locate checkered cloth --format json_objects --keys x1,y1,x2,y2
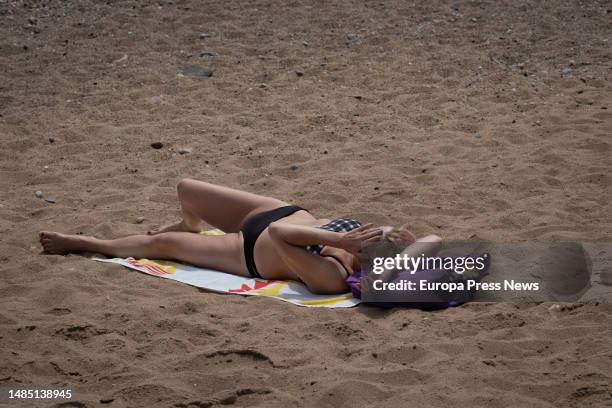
[{"x1": 306, "y1": 218, "x2": 362, "y2": 255}]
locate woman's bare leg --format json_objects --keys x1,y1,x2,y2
[
  {"x1": 148, "y1": 178, "x2": 288, "y2": 235},
  {"x1": 39, "y1": 230, "x2": 248, "y2": 276}
]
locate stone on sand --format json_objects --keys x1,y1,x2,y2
[
  {"x1": 182, "y1": 65, "x2": 213, "y2": 77},
  {"x1": 112, "y1": 54, "x2": 128, "y2": 65}
]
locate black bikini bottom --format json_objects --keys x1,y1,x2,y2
[{"x1": 241, "y1": 205, "x2": 306, "y2": 279}]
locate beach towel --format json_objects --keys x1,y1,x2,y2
[{"x1": 93, "y1": 229, "x2": 360, "y2": 308}]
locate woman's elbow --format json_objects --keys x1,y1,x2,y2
[{"x1": 267, "y1": 221, "x2": 283, "y2": 240}]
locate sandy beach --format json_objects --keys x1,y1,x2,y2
[{"x1": 1, "y1": 0, "x2": 611, "y2": 406}]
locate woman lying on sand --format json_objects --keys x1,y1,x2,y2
[{"x1": 40, "y1": 178, "x2": 440, "y2": 294}]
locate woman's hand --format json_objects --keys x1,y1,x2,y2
[
  {"x1": 385, "y1": 227, "x2": 417, "y2": 248},
  {"x1": 336, "y1": 223, "x2": 383, "y2": 256}
]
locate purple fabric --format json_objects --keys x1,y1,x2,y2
[{"x1": 346, "y1": 253, "x2": 490, "y2": 310}]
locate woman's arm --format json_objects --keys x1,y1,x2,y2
[
  {"x1": 267, "y1": 222, "x2": 343, "y2": 247},
  {"x1": 267, "y1": 225, "x2": 348, "y2": 294},
  {"x1": 267, "y1": 222, "x2": 382, "y2": 255},
  {"x1": 266, "y1": 222, "x2": 382, "y2": 294}
]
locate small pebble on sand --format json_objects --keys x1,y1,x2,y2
[
  {"x1": 151, "y1": 142, "x2": 164, "y2": 149},
  {"x1": 44, "y1": 197, "x2": 57, "y2": 204},
  {"x1": 182, "y1": 65, "x2": 213, "y2": 77},
  {"x1": 35, "y1": 191, "x2": 43, "y2": 198},
  {"x1": 295, "y1": 69, "x2": 304, "y2": 77},
  {"x1": 148, "y1": 95, "x2": 162, "y2": 104},
  {"x1": 548, "y1": 304, "x2": 562, "y2": 312},
  {"x1": 112, "y1": 54, "x2": 128, "y2": 65},
  {"x1": 290, "y1": 165, "x2": 298, "y2": 171},
  {"x1": 178, "y1": 148, "x2": 192, "y2": 155},
  {"x1": 135, "y1": 216, "x2": 145, "y2": 224},
  {"x1": 49, "y1": 137, "x2": 55, "y2": 143}
]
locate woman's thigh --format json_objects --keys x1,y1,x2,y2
[
  {"x1": 178, "y1": 178, "x2": 288, "y2": 233},
  {"x1": 154, "y1": 231, "x2": 249, "y2": 276}
]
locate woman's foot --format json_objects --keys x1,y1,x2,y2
[
  {"x1": 39, "y1": 231, "x2": 83, "y2": 254},
  {"x1": 147, "y1": 219, "x2": 201, "y2": 235}
]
